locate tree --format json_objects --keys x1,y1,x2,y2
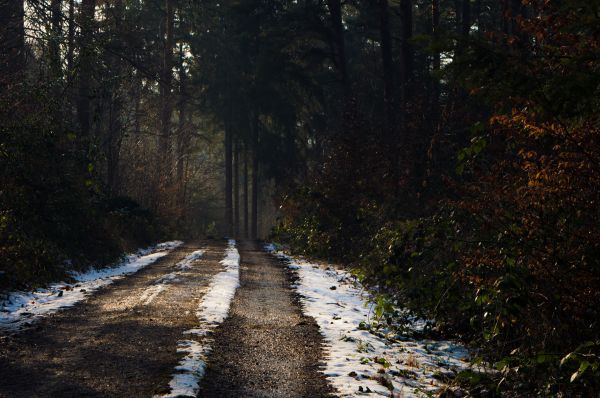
[
  {"x1": 77, "y1": 0, "x2": 97, "y2": 139},
  {"x1": 104, "y1": 0, "x2": 126, "y2": 195},
  {"x1": 431, "y1": 0, "x2": 441, "y2": 120},
  {"x1": 0, "y1": 0, "x2": 25, "y2": 89},
  {"x1": 234, "y1": 138, "x2": 240, "y2": 237},
  {"x1": 225, "y1": 123, "x2": 233, "y2": 236},
  {"x1": 462, "y1": 0, "x2": 471, "y2": 36},
  {"x1": 251, "y1": 115, "x2": 259, "y2": 239},
  {"x1": 378, "y1": 0, "x2": 395, "y2": 131},
  {"x1": 67, "y1": 0, "x2": 75, "y2": 74},
  {"x1": 158, "y1": 0, "x2": 175, "y2": 194},
  {"x1": 243, "y1": 142, "x2": 249, "y2": 238},
  {"x1": 399, "y1": 0, "x2": 413, "y2": 108},
  {"x1": 49, "y1": 0, "x2": 62, "y2": 89},
  {"x1": 176, "y1": 42, "x2": 189, "y2": 218},
  {"x1": 327, "y1": 0, "x2": 349, "y2": 91}
]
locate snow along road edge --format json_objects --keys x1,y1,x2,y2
[
  {"x1": 156, "y1": 239, "x2": 240, "y2": 398},
  {"x1": 266, "y1": 244, "x2": 471, "y2": 398},
  {"x1": 0, "y1": 241, "x2": 183, "y2": 332}
]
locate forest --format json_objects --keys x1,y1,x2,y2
[{"x1": 0, "y1": 0, "x2": 599, "y2": 396}]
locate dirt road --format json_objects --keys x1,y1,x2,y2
[
  {"x1": 0, "y1": 241, "x2": 225, "y2": 397},
  {"x1": 198, "y1": 240, "x2": 333, "y2": 398},
  {"x1": 0, "y1": 240, "x2": 334, "y2": 398}
]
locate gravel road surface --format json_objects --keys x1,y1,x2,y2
[
  {"x1": 198, "y1": 240, "x2": 333, "y2": 398},
  {"x1": 0, "y1": 240, "x2": 225, "y2": 398}
]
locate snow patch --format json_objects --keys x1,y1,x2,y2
[
  {"x1": 267, "y1": 244, "x2": 471, "y2": 398},
  {"x1": 176, "y1": 250, "x2": 205, "y2": 270},
  {"x1": 139, "y1": 284, "x2": 167, "y2": 306},
  {"x1": 157, "y1": 239, "x2": 240, "y2": 398},
  {"x1": 138, "y1": 249, "x2": 206, "y2": 306},
  {"x1": 0, "y1": 241, "x2": 183, "y2": 332}
]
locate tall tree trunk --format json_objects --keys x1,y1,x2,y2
[
  {"x1": 399, "y1": 0, "x2": 413, "y2": 132},
  {"x1": 106, "y1": 0, "x2": 124, "y2": 196},
  {"x1": 77, "y1": 0, "x2": 96, "y2": 139},
  {"x1": 234, "y1": 138, "x2": 240, "y2": 237},
  {"x1": 454, "y1": 0, "x2": 472, "y2": 54},
  {"x1": 474, "y1": 0, "x2": 482, "y2": 34},
  {"x1": 327, "y1": 0, "x2": 349, "y2": 91},
  {"x1": 133, "y1": 73, "x2": 143, "y2": 137},
  {"x1": 176, "y1": 44, "x2": 188, "y2": 218},
  {"x1": 453, "y1": 0, "x2": 460, "y2": 29},
  {"x1": 243, "y1": 141, "x2": 249, "y2": 238},
  {"x1": 67, "y1": 0, "x2": 75, "y2": 74},
  {"x1": 462, "y1": 0, "x2": 471, "y2": 37},
  {"x1": 0, "y1": 0, "x2": 25, "y2": 90},
  {"x1": 251, "y1": 115, "x2": 259, "y2": 240},
  {"x1": 378, "y1": 0, "x2": 394, "y2": 132},
  {"x1": 49, "y1": 0, "x2": 62, "y2": 85},
  {"x1": 225, "y1": 125, "x2": 233, "y2": 237},
  {"x1": 65, "y1": 0, "x2": 75, "y2": 122},
  {"x1": 158, "y1": 0, "x2": 174, "y2": 187},
  {"x1": 49, "y1": 0, "x2": 62, "y2": 123},
  {"x1": 432, "y1": 0, "x2": 441, "y2": 120}
]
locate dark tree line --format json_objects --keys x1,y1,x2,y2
[
  {"x1": 226, "y1": 0, "x2": 598, "y2": 395},
  {"x1": 0, "y1": 1, "x2": 229, "y2": 288}
]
